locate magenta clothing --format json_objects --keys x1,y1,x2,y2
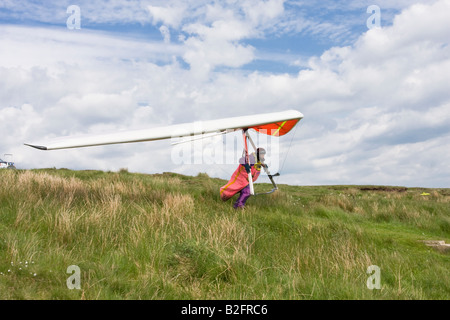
[
  {"x1": 233, "y1": 184, "x2": 251, "y2": 209},
  {"x1": 220, "y1": 153, "x2": 261, "y2": 208}
]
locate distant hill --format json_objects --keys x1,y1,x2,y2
[{"x1": 1, "y1": 168, "x2": 449, "y2": 300}]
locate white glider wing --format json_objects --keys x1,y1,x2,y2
[{"x1": 25, "y1": 109, "x2": 303, "y2": 151}]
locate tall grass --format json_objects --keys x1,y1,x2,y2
[{"x1": 0, "y1": 169, "x2": 448, "y2": 299}]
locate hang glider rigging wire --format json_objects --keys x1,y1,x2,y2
[
  {"x1": 244, "y1": 121, "x2": 300, "y2": 195},
  {"x1": 275, "y1": 120, "x2": 299, "y2": 185}
]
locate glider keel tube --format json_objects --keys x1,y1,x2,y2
[{"x1": 25, "y1": 109, "x2": 303, "y2": 151}]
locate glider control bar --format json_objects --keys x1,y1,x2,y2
[
  {"x1": 244, "y1": 130, "x2": 279, "y2": 196},
  {"x1": 256, "y1": 172, "x2": 279, "y2": 195}
]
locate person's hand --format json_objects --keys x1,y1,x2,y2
[{"x1": 255, "y1": 161, "x2": 262, "y2": 171}]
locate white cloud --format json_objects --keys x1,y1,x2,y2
[
  {"x1": 274, "y1": 1, "x2": 450, "y2": 187},
  {"x1": 146, "y1": 1, "x2": 288, "y2": 77},
  {"x1": 0, "y1": 25, "x2": 183, "y2": 70},
  {"x1": 0, "y1": 0, "x2": 154, "y2": 25},
  {"x1": 148, "y1": 4, "x2": 187, "y2": 28},
  {"x1": 176, "y1": 1, "x2": 279, "y2": 78}
]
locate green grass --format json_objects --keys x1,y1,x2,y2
[{"x1": 0, "y1": 168, "x2": 449, "y2": 299}]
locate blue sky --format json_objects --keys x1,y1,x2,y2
[
  {"x1": 0, "y1": 0, "x2": 399, "y2": 72},
  {"x1": 1, "y1": 0, "x2": 449, "y2": 187}
]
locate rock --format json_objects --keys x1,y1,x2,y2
[{"x1": 421, "y1": 240, "x2": 450, "y2": 253}]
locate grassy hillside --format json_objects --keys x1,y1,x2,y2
[{"x1": 0, "y1": 168, "x2": 449, "y2": 299}]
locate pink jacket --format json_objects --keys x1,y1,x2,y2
[{"x1": 219, "y1": 153, "x2": 261, "y2": 201}]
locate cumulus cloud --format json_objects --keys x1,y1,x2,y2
[
  {"x1": 146, "y1": 0, "x2": 288, "y2": 77},
  {"x1": 287, "y1": 1, "x2": 450, "y2": 187},
  {"x1": 148, "y1": 4, "x2": 187, "y2": 28}
]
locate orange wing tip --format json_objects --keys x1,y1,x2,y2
[{"x1": 251, "y1": 118, "x2": 300, "y2": 136}]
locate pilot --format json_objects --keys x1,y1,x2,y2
[{"x1": 220, "y1": 147, "x2": 267, "y2": 209}]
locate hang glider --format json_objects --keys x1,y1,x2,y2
[
  {"x1": 25, "y1": 109, "x2": 303, "y2": 195},
  {"x1": 25, "y1": 109, "x2": 303, "y2": 150}
]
